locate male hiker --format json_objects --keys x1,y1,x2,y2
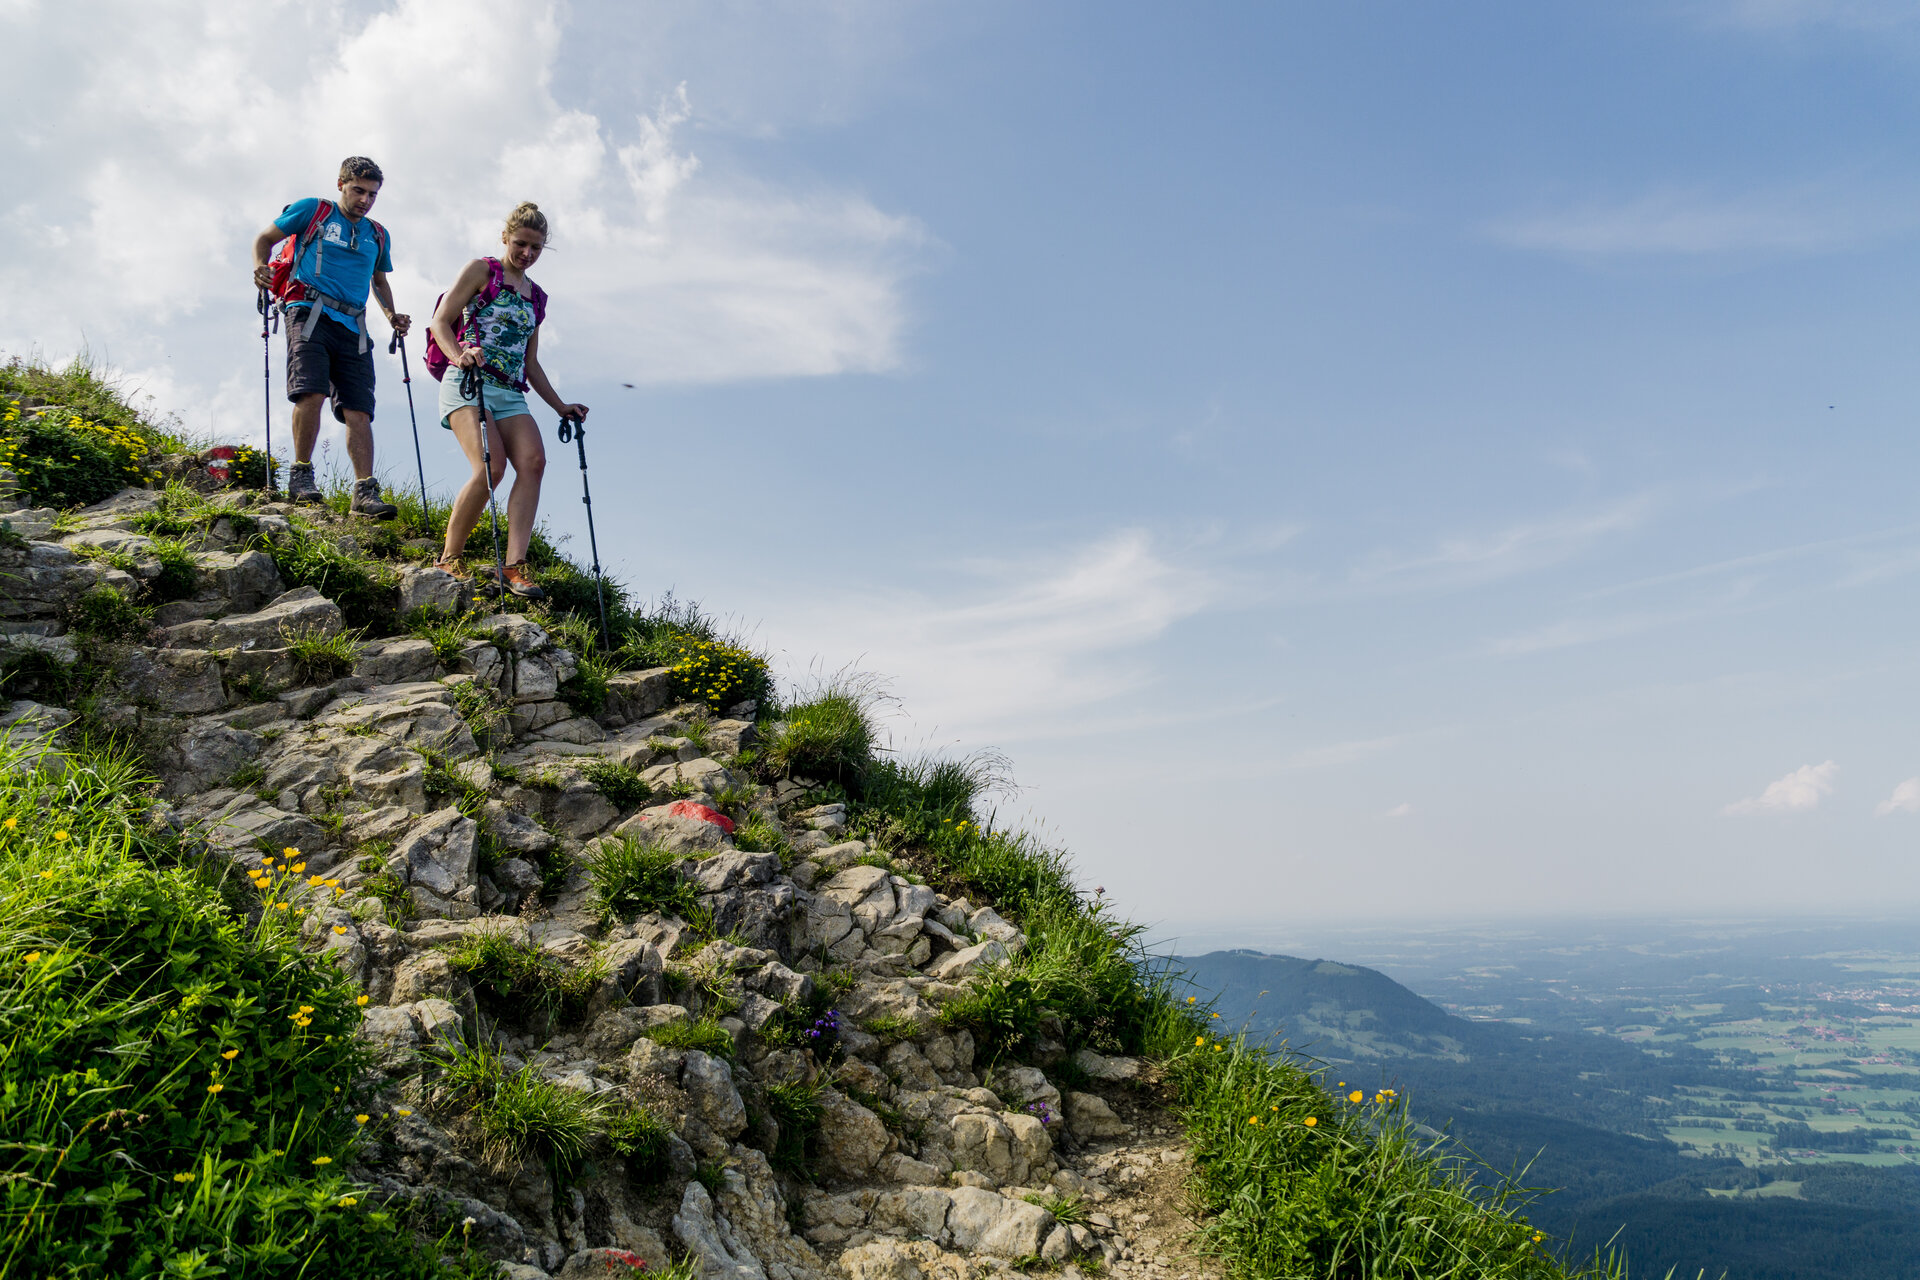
[{"x1": 250, "y1": 156, "x2": 410, "y2": 515}]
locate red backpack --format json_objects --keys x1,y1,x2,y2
[
  {"x1": 423, "y1": 257, "x2": 548, "y2": 388},
  {"x1": 267, "y1": 199, "x2": 388, "y2": 306}
]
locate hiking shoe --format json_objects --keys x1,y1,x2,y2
[
  {"x1": 501, "y1": 561, "x2": 546, "y2": 601},
  {"x1": 286, "y1": 462, "x2": 324, "y2": 505},
  {"x1": 349, "y1": 477, "x2": 398, "y2": 520},
  {"x1": 431, "y1": 555, "x2": 470, "y2": 582}
]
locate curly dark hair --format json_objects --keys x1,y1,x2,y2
[{"x1": 338, "y1": 156, "x2": 384, "y2": 185}]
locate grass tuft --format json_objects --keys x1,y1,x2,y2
[
  {"x1": 65, "y1": 582, "x2": 150, "y2": 641},
  {"x1": 644, "y1": 1016, "x2": 736, "y2": 1059},
  {"x1": 431, "y1": 1041, "x2": 599, "y2": 1179},
  {"x1": 766, "y1": 671, "x2": 887, "y2": 787},
  {"x1": 442, "y1": 927, "x2": 603, "y2": 1026},
  {"x1": 281, "y1": 624, "x2": 361, "y2": 685},
  {"x1": 582, "y1": 758, "x2": 652, "y2": 810},
  {"x1": 587, "y1": 837, "x2": 703, "y2": 926}
]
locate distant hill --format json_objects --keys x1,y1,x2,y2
[
  {"x1": 1170, "y1": 949, "x2": 1467, "y2": 1057},
  {"x1": 1171, "y1": 948, "x2": 1920, "y2": 1279}
]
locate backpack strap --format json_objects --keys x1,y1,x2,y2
[
  {"x1": 529, "y1": 281, "x2": 548, "y2": 327},
  {"x1": 299, "y1": 199, "x2": 334, "y2": 290}
]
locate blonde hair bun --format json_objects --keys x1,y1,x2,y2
[{"x1": 505, "y1": 202, "x2": 550, "y2": 241}]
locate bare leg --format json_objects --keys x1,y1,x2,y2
[
  {"x1": 290, "y1": 393, "x2": 326, "y2": 463},
  {"x1": 493, "y1": 414, "x2": 546, "y2": 564},
  {"x1": 440, "y1": 406, "x2": 507, "y2": 562},
  {"x1": 340, "y1": 409, "x2": 376, "y2": 480}
]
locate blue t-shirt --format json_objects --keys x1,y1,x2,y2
[{"x1": 274, "y1": 197, "x2": 394, "y2": 331}]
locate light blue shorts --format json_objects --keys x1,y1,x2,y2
[{"x1": 438, "y1": 371, "x2": 530, "y2": 430}]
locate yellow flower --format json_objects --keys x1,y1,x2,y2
[
  {"x1": 207, "y1": 1082, "x2": 224, "y2": 1094},
  {"x1": 23, "y1": 951, "x2": 41, "y2": 964},
  {"x1": 1303, "y1": 1117, "x2": 1319, "y2": 1127},
  {"x1": 291, "y1": 862, "x2": 306, "y2": 873},
  {"x1": 354, "y1": 1114, "x2": 369, "y2": 1124},
  {"x1": 173, "y1": 1171, "x2": 196, "y2": 1183},
  {"x1": 1212, "y1": 1043, "x2": 1223, "y2": 1052},
  {"x1": 332, "y1": 925, "x2": 348, "y2": 935},
  {"x1": 1210, "y1": 1012, "x2": 1220, "y2": 1019},
  {"x1": 338, "y1": 1196, "x2": 358, "y2": 1207},
  {"x1": 275, "y1": 902, "x2": 290, "y2": 911},
  {"x1": 1194, "y1": 1036, "x2": 1204, "y2": 1047},
  {"x1": 356, "y1": 995, "x2": 369, "y2": 1006},
  {"x1": 3, "y1": 817, "x2": 15, "y2": 830},
  {"x1": 1247, "y1": 1116, "x2": 1260, "y2": 1125},
  {"x1": 312, "y1": 1156, "x2": 332, "y2": 1165},
  {"x1": 221, "y1": 1049, "x2": 239, "y2": 1060},
  {"x1": 53, "y1": 830, "x2": 68, "y2": 841},
  {"x1": 283, "y1": 847, "x2": 299, "y2": 857},
  {"x1": 38, "y1": 870, "x2": 52, "y2": 880},
  {"x1": 292, "y1": 1016, "x2": 312, "y2": 1028},
  {"x1": 395, "y1": 1108, "x2": 412, "y2": 1116},
  {"x1": 1349, "y1": 1091, "x2": 1364, "y2": 1104}
]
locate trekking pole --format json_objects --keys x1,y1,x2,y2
[
  {"x1": 388, "y1": 333, "x2": 431, "y2": 531},
  {"x1": 256, "y1": 287, "x2": 279, "y2": 497},
  {"x1": 461, "y1": 362, "x2": 507, "y2": 600},
  {"x1": 557, "y1": 412, "x2": 609, "y2": 646}
]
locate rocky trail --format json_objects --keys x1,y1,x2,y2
[{"x1": 1, "y1": 470, "x2": 1225, "y2": 1280}]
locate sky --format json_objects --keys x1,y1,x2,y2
[{"x1": 8, "y1": 0, "x2": 1920, "y2": 936}]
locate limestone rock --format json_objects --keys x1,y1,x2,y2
[
  {"x1": 681, "y1": 1049, "x2": 748, "y2": 1138},
  {"x1": 671, "y1": 1179, "x2": 767, "y2": 1280},
  {"x1": 484, "y1": 801, "x2": 555, "y2": 857},
  {"x1": 597, "y1": 667, "x2": 673, "y2": 728},
  {"x1": 396, "y1": 564, "x2": 472, "y2": 615},
  {"x1": 926, "y1": 940, "x2": 1008, "y2": 982},
  {"x1": 394, "y1": 807, "x2": 481, "y2": 918},
  {"x1": 113, "y1": 648, "x2": 227, "y2": 715},
  {"x1": 816, "y1": 1088, "x2": 890, "y2": 1181},
  {"x1": 943, "y1": 1186, "x2": 1053, "y2": 1258},
  {"x1": 1069, "y1": 1048, "x2": 1143, "y2": 1083},
  {"x1": 1064, "y1": 1091, "x2": 1131, "y2": 1140},
  {"x1": 612, "y1": 811, "x2": 730, "y2": 856},
  {"x1": 160, "y1": 585, "x2": 343, "y2": 650},
  {"x1": 0, "y1": 541, "x2": 137, "y2": 624},
  {"x1": 353, "y1": 637, "x2": 439, "y2": 685}
]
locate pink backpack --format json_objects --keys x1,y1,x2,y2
[{"x1": 423, "y1": 257, "x2": 548, "y2": 389}]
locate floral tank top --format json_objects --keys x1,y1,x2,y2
[{"x1": 463, "y1": 263, "x2": 539, "y2": 390}]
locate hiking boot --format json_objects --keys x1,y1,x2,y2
[
  {"x1": 431, "y1": 555, "x2": 470, "y2": 582},
  {"x1": 501, "y1": 561, "x2": 546, "y2": 601},
  {"x1": 286, "y1": 462, "x2": 323, "y2": 505},
  {"x1": 349, "y1": 477, "x2": 398, "y2": 520}
]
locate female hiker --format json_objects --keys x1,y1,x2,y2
[{"x1": 429, "y1": 202, "x2": 588, "y2": 600}]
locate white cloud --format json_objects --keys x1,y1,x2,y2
[
  {"x1": 763, "y1": 529, "x2": 1225, "y2": 744},
  {"x1": 0, "y1": 0, "x2": 926, "y2": 442},
  {"x1": 1384, "y1": 802, "x2": 1413, "y2": 819},
  {"x1": 1489, "y1": 185, "x2": 1907, "y2": 258},
  {"x1": 1724, "y1": 761, "x2": 1839, "y2": 815},
  {"x1": 1350, "y1": 497, "x2": 1650, "y2": 593},
  {"x1": 1876, "y1": 777, "x2": 1920, "y2": 816}
]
